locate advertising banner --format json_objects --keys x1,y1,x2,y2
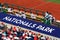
[{"x1": 0, "y1": 12, "x2": 60, "y2": 38}]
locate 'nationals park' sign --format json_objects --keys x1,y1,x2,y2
[{"x1": 0, "y1": 12, "x2": 60, "y2": 38}]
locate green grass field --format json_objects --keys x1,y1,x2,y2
[{"x1": 46, "y1": 0, "x2": 60, "y2": 4}]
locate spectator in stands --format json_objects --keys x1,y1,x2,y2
[
  {"x1": 21, "y1": 11, "x2": 26, "y2": 19},
  {"x1": 44, "y1": 11, "x2": 54, "y2": 25},
  {"x1": 9, "y1": 34, "x2": 13, "y2": 39},
  {"x1": 13, "y1": 34, "x2": 19, "y2": 40},
  {"x1": 40, "y1": 35, "x2": 46, "y2": 40},
  {"x1": 30, "y1": 12, "x2": 37, "y2": 20},
  {"x1": 48, "y1": 13, "x2": 53, "y2": 24},
  {"x1": 33, "y1": 34, "x2": 38, "y2": 40},
  {"x1": 1, "y1": 6, "x2": 8, "y2": 13},
  {"x1": 46, "y1": 13, "x2": 56, "y2": 25},
  {"x1": 19, "y1": 11, "x2": 23, "y2": 17},
  {"x1": 5, "y1": 8, "x2": 14, "y2": 15},
  {"x1": 7, "y1": 7, "x2": 13, "y2": 14},
  {"x1": 45, "y1": 11, "x2": 49, "y2": 20},
  {"x1": 6, "y1": 36, "x2": 11, "y2": 40},
  {"x1": 2, "y1": 35, "x2": 6, "y2": 40},
  {"x1": 0, "y1": 21, "x2": 57, "y2": 40},
  {"x1": 37, "y1": 34, "x2": 41, "y2": 40},
  {"x1": 52, "y1": 17, "x2": 56, "y2": 24},
  {"x1": 46, "y1": 36, "x2": 50, "y2": 40},
  {"x1": 15, "y1": 12, "x2": 20, "y2": 17},
  {"x1": 0, "y1": 22, "x2": 6, "y2": 30},
  {"x1": 25, "y1": 33, "x2": 32, "y2": 40},
  {"x1": 28, "y1": 31, "x2": 32, "y2": 36}
]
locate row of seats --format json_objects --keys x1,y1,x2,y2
[
  {"x1": 0, "y1": 4, "x2": 44, "y2": 21},
  {"x1": 0, "y1": 3, "x2": 53, "y2": 24}
]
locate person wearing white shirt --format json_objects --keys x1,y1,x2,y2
[
  {"x1": 5, "y1": 7, "x2": 13, "y2": 15},
  {"x1": 40, "y1": 35, "x2": 46, "y2": 40},
  {"x1": 9, "y1": 34, "x2": 13, "y2": 39},
  {"x1": 6, "y1": 37, "x2": 10, "y2": 40},
  {"x1": 7, "y1": 8, "x2": 12, "y2": 13},
  {"x1": 15, "y1": 11, "x2": 24, "y2": 17},
  {"x1": 19, "y1": 11, "x2": 22, "y2": 13},
  {"x1": 41, "y1": 37, "x2": 46, "y2": 40},
  {"x1": 48, "y1": 13, "x2": 53, "y2": 24},
  {"x1": 44, "y1": 11, "x2": 51, "y2": 24},
  {"x1": 30, "y1": 12, "x2": 37, "y2": 19},
  {"x1": 15, "y1": 12, "x2": 21, "y2": 17},
  {"x1": 25, "y1": 35, "x2": 31, "y2": 40},
  {"x1": 2, "y1": 36, "x2": 7, "y2": 40},
  {"x1": 21, "y1": 12, "x2": 26, "y2": 19},
  {"x1": 19, "y1": 11, "x2": 23, "y2": 17},
  {"x1": 14, "y1": 36, "x2": 19, "y2": 40},
  {"x1": 45, "y1": 11, "x2": 49, "y2": 19}
]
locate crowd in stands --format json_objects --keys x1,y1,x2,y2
[
  {"x1": 0, "y1": 2, "x2": 59, "y2": 40},
  {"x1": 0, "y1": 3, "x2": 56, "y2": 26},
  {"x1": 0, "y1": 21, "x2": 58, "y2": 40}
]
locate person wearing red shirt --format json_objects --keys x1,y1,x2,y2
[{"x1": 33, "y1": 34, "x2": 38, "y2": 40}]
